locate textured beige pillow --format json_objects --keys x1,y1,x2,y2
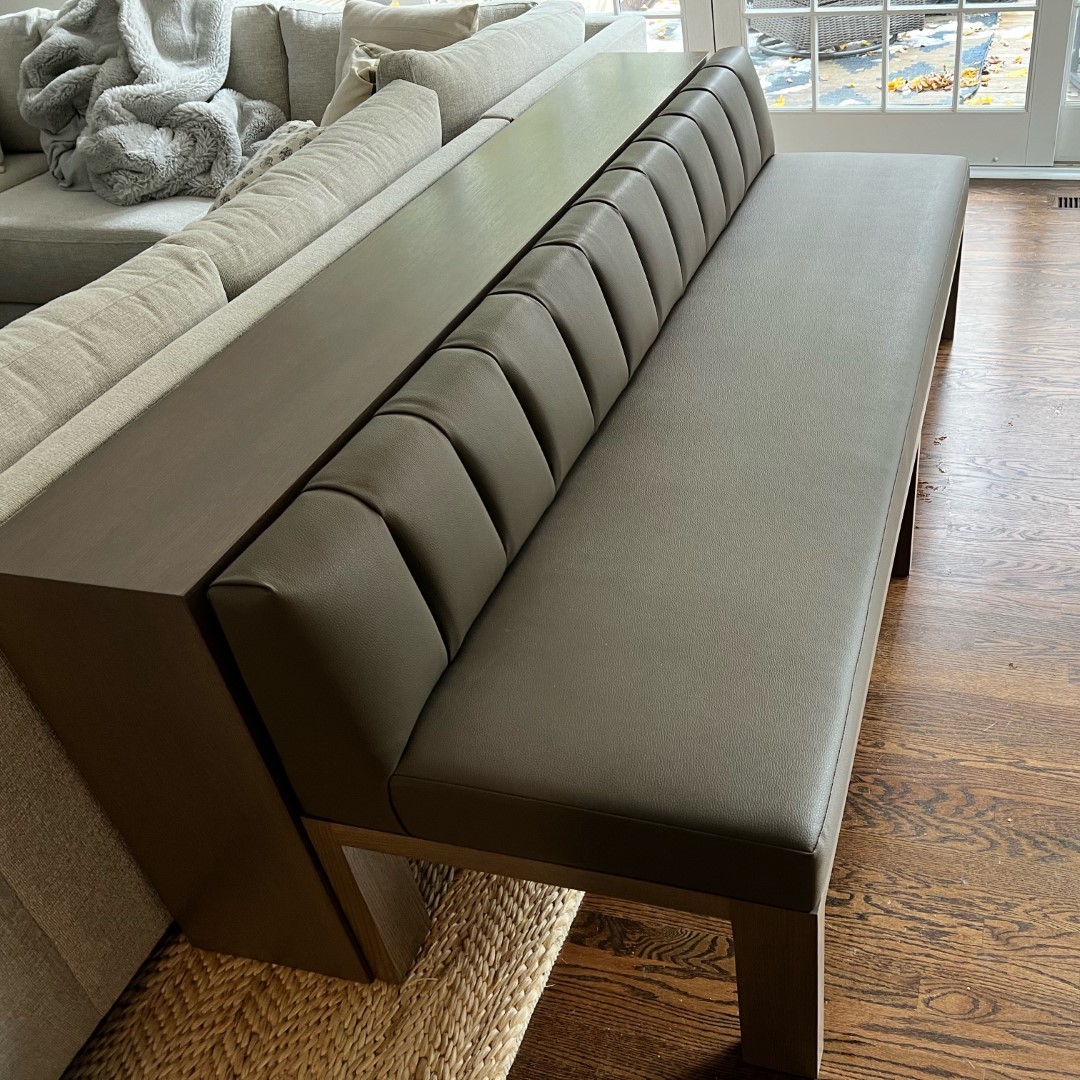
[
  {"x1": 163, "y1": 81, "x2": 442, "y2": 298},
  {"x1": 211, "y1": 121, "x2": 322, "y2": 209},
  {"x1": 334, "y1": 0, "x2": 479, "y2": 79},
  {"x1": 377, "y1": 0, "x2": 584, "y2": 142},
  {"x1": 322, "y1": 41, "x2": 394, "y2": 126},
  {"x1": 478, "y1": 1, "x2": 535, "y2": 29}
]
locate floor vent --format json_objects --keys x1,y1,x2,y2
[{"x1": 1056, "y1": 194, "x2": 1080, "y2": 209}]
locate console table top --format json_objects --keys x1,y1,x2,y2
[{"x1": 0, "y1": 51, "x2": 705, "y2": 597}]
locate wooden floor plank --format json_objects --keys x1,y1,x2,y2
[{"x1": 509, "y1": 180, "x2": 1080, "y2": 1079}]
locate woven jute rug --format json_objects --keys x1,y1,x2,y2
[{"x1": 65, "y1": 866, "x2": 582, "y2": 1080}]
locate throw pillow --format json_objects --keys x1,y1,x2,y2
[
  {"x1": 278, "y1": 5, "x2": 342, "y2": 123},
  {"x1": 334, "y1": 0, "x2": 479, "y2": 80},
  {"x1": 477, "y1": 2, "x2": 536, "y2": 30},
  {"x1": 322, "y1": 41, "x2": 394, "y2": 126},
  {"x1": 376, "y1": 0, "x2": 585, "y2": 142},
  {"x1": 211, "y1": 120, "x2": 321, "y2": 210}
]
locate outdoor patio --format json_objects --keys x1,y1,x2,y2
[
  {"x1": 586, "y1": 2, "x2": 1037, "y2": 87},
  {"x1": 747, "y1": 8, "x2": 1034, "y2": 110}
]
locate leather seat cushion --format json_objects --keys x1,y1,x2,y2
[{"x1": 390, "y1": 151, "x2": 968, "y2": 911}]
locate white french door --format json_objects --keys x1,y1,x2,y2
[
  {"x1": 1055, "y1": 0, "x2": 1080, "y2": 160},
  {"x1": 700, "y1": 0, "x2": 1075, "y2": 166}
]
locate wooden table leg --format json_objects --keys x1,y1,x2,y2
[
  {"x1": 892, "y1": 448, "x2": 918, "y2": 579},
  {"x1": 305, "y1": 818, "x2": 430, "y2": 983},
  {"x1": 941, "y1": 237, "x2": 962, "y2": 342},
  {"x1": 730, "y1": 898, "x2": 824, "y2": 1078}
]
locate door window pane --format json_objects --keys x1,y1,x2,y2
[
  {"x1": 645, "y1": 16, "x2": 684, "y2": 51},
  {"x1": 747, "y1": 16, "x2": 811, "y2": 108},
  {"x1": 816, "y1": 13, "x2": 884, "y2": 109},
  {"x1": 959, "y1": 9, "x2": 1033, "y2": 109},
  {"x1": 746, "y1": 1, "x2": 1037, "y2": 114},
  {"x1": 1071, "y1": 5, "x2": 1080, "y2": 103},
  {"x1": 886, "y1": 13, "x2": 962, "y2": 109}
]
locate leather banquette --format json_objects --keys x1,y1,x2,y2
[{"x1": 210, "y1": 49, "x2": 968, "y2": 915}]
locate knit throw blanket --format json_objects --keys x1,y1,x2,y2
[{"x1": 18, "y1": 0, "x2": 285, "y2": 206}]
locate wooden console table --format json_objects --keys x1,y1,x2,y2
[{"x1": 0, "y1": 52, "x2": 706, "y2": 979}]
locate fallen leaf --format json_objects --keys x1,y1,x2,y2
[
  {"x1": 774, "y1": 94, "x2": 787, "y2": 107},
  {"x1": 907, "y1": 71, "x2": 954, "y2": 93}
]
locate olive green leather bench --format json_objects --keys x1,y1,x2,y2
[{"x1": 207, "y1": 50, "x2": 968, "y2": 1078}]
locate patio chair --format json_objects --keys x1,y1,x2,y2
[{"x1": 751, "y1": 0, "x2": 924, "y2": 59}]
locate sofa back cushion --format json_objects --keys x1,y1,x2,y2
[
  {"x1": 0, "y1": 243, "x2": 226, "y2": 482},
  {"x1": 377, "y1": 0, "x2": 585, "y2": 142},
  {"x1": 335, "y1": 0, "x2": 480, "y2": 77},
  {"x1": 162, "y1": 80, "x2": 441, "y2": 299},
  {"x1": 279, "y1": 3, "x2": 343, "y2": 123},
  {"x1": 227, "y1": 2, "x2": 292, "y2": 118},
  {"x1": 210, "y1": 52, "x2": 776, "y2": 829},
  {"x1": 479, "y1": 13, "x2": 645, "y2": 124},
  {"x1": 0, "y1": 9, "x2": 53, "y2": 153}
]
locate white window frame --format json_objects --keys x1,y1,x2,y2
[{"x1": 702, "y1": 0, "x2": 1076, "y2": 166}]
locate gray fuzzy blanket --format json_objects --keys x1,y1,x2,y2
[{"x1": 18, "y1": 0, "x2": 285, "y2": 205}]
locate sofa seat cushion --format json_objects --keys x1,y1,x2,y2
[
  {"x1": 390, "y1": 151, "x2": 968, "y2": 912},
  {"x1": 0, "y1": 152, "x2": 48, "y2": 195},
  {"x1": 0, "y1": 304, "x2": 36, "y2": 329},
  {"x1": 0, "y1": 242, "x2": 226, "y2": 478},
  {"x1": 162, "y1": 80, "x2": 441, "y2": 299},
  {"x1": 0, "y1": 176, "x2": 211, "y2": 304},
  {"x1": 377, "y1": 0, "x2": 585, "y2": 142}
]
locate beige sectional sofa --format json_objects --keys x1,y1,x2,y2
[
  {"x1": 0, "y1": 4, "x2": 646, "y2": 1077},
  {"x1": 0, "y1": 0, "x2": 643, "y2": 316}
]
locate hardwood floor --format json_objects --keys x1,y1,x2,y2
[{"x1": 509, "y1": 181, "x2": 1080, "y2": 1080}]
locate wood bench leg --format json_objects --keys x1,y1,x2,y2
[
  {"x1": 305, "y1": 818, "x2": 430, "y2": 983},
  {"x1": 892, "y1": 448, "x2": 918, "y2": 579},
  {"x1": 730, "y1": 899, "x2": 824, "y2": 1078},
  {"x1": 941, "y1": 237, "x2": 962, "y2": 342}
]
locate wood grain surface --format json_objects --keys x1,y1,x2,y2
[
  {"x1": 0, "y1": 53, "x2": 704, "y2": 594},
  {"x1": 509, "y1": 181, "x2": 1080, "y2": 1080}
]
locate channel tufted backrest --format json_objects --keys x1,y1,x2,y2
[{"x1": 209, "y1": 49, "x2": 774, "y2": 830}]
